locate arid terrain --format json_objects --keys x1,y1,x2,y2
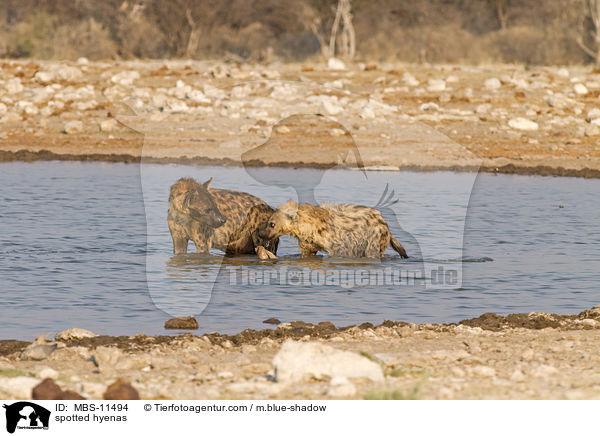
[
  {"x1": 1, "y1": 307, "x2": 599, "y2": 400},
  {"x1": 2, "y1": 59, "x2": 599, "y2": 400},
  {"x1": 1, "y1": 59, "x2": 599, "y2": 177}
]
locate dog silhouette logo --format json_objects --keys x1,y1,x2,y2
[{"x1": 3, "y1": 402, "x2": 50, "y2": 434}]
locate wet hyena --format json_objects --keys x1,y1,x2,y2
[
  {"x1": 259, "y1": 199, "x2": 408, "y2": 258},
  {"x1": 168, "y1": 177, "x2": 278, "y2": 256}
]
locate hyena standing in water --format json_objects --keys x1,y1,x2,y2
[
  {"x1": 259, "y1": 199, "x2": 408, "y2": 258},
  {"x1": 168, "y1": 177, "x2": 278, "y2": 257}
]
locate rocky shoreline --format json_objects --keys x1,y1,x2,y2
[
  {"x1": 1, "y1": 60, "x2": 599, "y2": 177},
  {"x1": 1, "y1": 306, "x2": 599, "y2": 400}
]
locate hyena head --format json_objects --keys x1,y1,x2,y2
[
  {"x1": 260, "y1": 199, "x2": 299, "y2": 239},
  {"x1": 182, "y1": 178, "x2": 227, "y2": 228}
]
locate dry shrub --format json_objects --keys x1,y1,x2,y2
[
  {"x1": 0, "y1": 0, "x2": 595, "y2": 64},
  {"x1": 53, "y1": 18, "x2": 117, "y2": 60},
  {"x1": 4, "y1": 12, "x2": 116, "y2": 59},
  {"x1": 484, "y1": 26, "x2": 585, "y2": 65},
  {"x1": 115, "y1": 15, "x2": 167, "y2": 59},
  {"x1": 358, "y1": 25, "x2": 489, "y2": 64}
]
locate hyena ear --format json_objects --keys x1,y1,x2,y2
[
  {"x1": 203, "y1": 177, "x2": 213, "y2": 189},
  {"x1": 183, "y1": 192, "x2": 192, "y2": 208},
  {"x1": 281, "y1": 199, "x2": 299, "y2": 221}
]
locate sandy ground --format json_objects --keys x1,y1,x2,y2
[
  {"x1": 1, "y1": 307, "x2": 599, "y2": 400},
  {"x1": 1, "y1": 59, "x2": 599, "y2": 176}
]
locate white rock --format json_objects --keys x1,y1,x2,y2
[
  {"x1": 359, "y1": 99, "x2": 397, "y2": 119},
  {"x1": 585, "y1": 124, "x2": 600, "y2": 136},
  {"x1": 508, "y1": 117, "x2": 538, "y2": 131},
  {"x1": 188, "y1": 89, "x2": 210, "y2": 104},
  {"x1": 74, "y1": 100, "x2": 97, "y2": 111},
  {"x1": 557, "y1": 68, "x2": 570, "y2": 78},
  {"x1": 402, "y1": 72, "x2": 419, "y2": 87},
  {"x1": 274, "y1": 125, "x2": 290, "y2": 134},
  {"x1": 77, "y1": 57, "x2": 89, "y2": 65},
  {"x1": 57, "y1": 66, "x2": 82, "y2": 81},
  {"x1": 92, "y1": 346, "x2": 124, "y2": 368},
  {"x1": 327, "y1": 58, "x2": 346, "y2": 71},
  {"x1": 272, "y1": 340, "x2": 384, "y2": 383},
  {"x1": 6, "y1": 78, "x2": 24, "y2": 94},
  {"x1": 484, "y1": 78, "x2": 501, "y2": 90},
  {"x1": 510, "y1": 369, "x2": 526, "y2": 382},
  {"x1": 0, "y1": 102, "x2": 6, "y2": 115},
  {"x1": 580, "y1": 318, "x2": 599, "y2": 327},
  {"x1": 21, "y1": 344, "x2": 58, "y2": 361},
  {"x1": 1, "y1": 112, "x2": 22, "y2": 123},
  {"x1": 310, "y1": 95, "x2": 343, "y2": 115},
  {"x1": 167, "y1": 100, "x2": 189, "y2": 113},
  {"x1": 475, "y1": 103, "x2": 492, "y2": 115},
  {"x1": 0, "y1": 376, "x2": 40, "y2": 399},
  {"x1": 55, "y1": 328, "x2": 98, "y2": 341},
  {"x1": 270, "y1": 84, "x2": 298, "y2": 99},
  {"x1": 329, "y1": 128, "x2": 346, "y2": 136},
  {"x1": 545, "y1": 93, "x2": 573, "y2": 109},
  {"x1": 427, "y1": 79, "x2": 446, "y2": 92},
  {"x1": 532, "y1": 364, "x2": 559, "y2": 378},
  {"x1": 327, "y1": 376, "x2": 356, "y2": 397},
  {"x1": 40, "y1": 101, "x2": 64, "y2": 117},
  {"x1": 591, "y1": 118, "x2": 600, "y2": 126},
  {"x1": 574, "y1": 83, "x2": 588, "y2": 95},
  {"x1": 36, "y1": 366, "x2": 59, "y2": 379},
  {"x1": 588, "y1": 108, "x2": 600, "y2": 119},
  {"x1": 521, "y1": 349, "x2": 535, "y2": 360},
  {"x1": 360, "y1": 105, "x2": 375, "y2": 119},
  {"x1": 35, "y1": 71, "x2": 56, "y2": 83},
  {"x1": 420, "y1": 102, "x2": 439, "y2": 111},
  {"x1": 16, "y1": 101, "x2": 38, "y2": 115},
  {"x1": 64, "y1": 120, "x2": 84, "y2": 134},
  {"x1": 231, "y1": 85, "x2": 252, "y2": 99},
  {"x1": 99, "y1": 119, "x2": 120, "y2": 132},
  {"x1": 110, "y1": 71, "x2": 140, "y2": 86},
  {"x1": 470, "y1": 365, "x2": 496, "y2": 377},
  {"x1": 49, "y1": 346, "x2": 92, "y2": 361}
]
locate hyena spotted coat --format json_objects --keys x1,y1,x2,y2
[
  {"x1": 259, "y1": 199, "x2": 408, "y2": 258},
  {"x1": 168, "y1": 177, "x2": 279, "y2": 255}
]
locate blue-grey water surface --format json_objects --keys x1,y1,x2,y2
[{"x1": 1, "y1": 161, "x2": 598, "y2": 340}]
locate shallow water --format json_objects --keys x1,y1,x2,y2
[{"x1": 0, "y1": 161, "x2": 598, "y2": 340}]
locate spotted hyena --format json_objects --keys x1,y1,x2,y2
[
  {"x1": 259, "y1": 199, "x2": 408, "y2": 258},
  {"x1": 168, "y1": 177, "x2": 278, "y2": 256}
]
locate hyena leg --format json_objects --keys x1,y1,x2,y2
[
  {"x1": 192, "y1": 236, "x2": 211, "y2": 254},
  {"x1": 299, "y1": 241, "x2": 319, "y2": 257},
  {"x1": 169, "y1": 222, "x2": 189, "y2": 254}
]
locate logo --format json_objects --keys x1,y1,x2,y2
[{"x1": 3, "y1": 402, "x2": 50, "y2": 434}]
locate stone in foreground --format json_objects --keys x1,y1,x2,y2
[
  {"x1": 55, "y1": 328, "x2": 99, "y2": 341},
  {"x1": 32, "y1": 378, "x2": 85, "y2": 400},
  {"x1": 273, "y1": 340, "x2": 384, "y2": 383},
  {"x1": 164, "y1": 316, "x2": 199, "y2": 330},
  {"x1": 103, "y1": 379, "x2": 140, "y2": 400}
]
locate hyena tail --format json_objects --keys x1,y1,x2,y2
[{"x1": 390, "y1": 237, "x2": 408, "y2": 258}]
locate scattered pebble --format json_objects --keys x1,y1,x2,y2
[
  {"x1": 508, "y1": 117, "x2": 539, "y2": 131},
  {"x1": 164, "y1": 316, "x2": 199, "y2": 330}
]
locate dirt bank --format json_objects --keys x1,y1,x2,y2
[
  {"x1": 1, "y1": 306, "x2": 599, "y2": 400},
  {"x1": 1, "y1": 60, "x2": 599, "y2": 177}
]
